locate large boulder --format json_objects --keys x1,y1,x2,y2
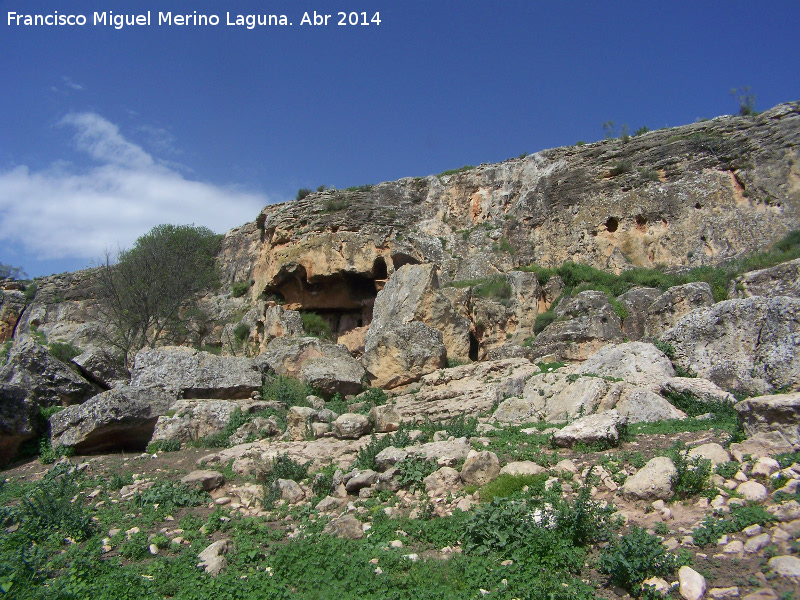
[
  {"x1": 258, "y1": 305, "x2": 303, "y2": 350},
  {"x1": 72, "y1": 348, "x2": 129, "y2": 389},
  {"x1": 573, "y1": 342, "x2": 674, "y2": 392},
  {"x1": 526, "y1": 291, "x2": 623, "y2": 362},
  {"x1": 621, "y1": 456, "x2": 677, "y2": 500},
  {"x1": 731, "y1": 258, "x2": 800, "y2": 299},
  {"x1": 130, "y1": 346, "x2": 262, "y2": 399},
  {"x1": 0, "y1": 336, "x2": 97, "y2": 407},
  {"x1": 261, "y1": 337, "x2": 364, "y2": 397},
  {"x1": 643, "y1": 282, "x2": 715, "y2": 338},
  {"x1": 551, "y1": 410, "x2": 626, "y2": 448},
  {"x1": 49, "y1": 385, "x2": 175, "y2": 453},
  {"x1": 362, "y1": 321, "x2": 447, "y2": 388},
  {"x1": 734, "y1": 392, "x2": 800, "y2": 446},
  {"x1": 660, "y1": 296, "x2": 800, "y2": 395},
  {"x1": 614, "y1": 387, "x2": 686, "y2": 423},
  {"x1": 0, "y1": 383, "x2": 39, "y2": 465},
  {"x1": 366, "y1": 264, "x2": 471, "y2": 361},
  {"x1": 392, "y1": 358, "x2": 538, "y2": 422},
  {"x1": 618, "y1": 287, "x2": 661, "y2": 341},
  {"x1": 150, "y1": 399, "x2": 244, "y2": 444}
]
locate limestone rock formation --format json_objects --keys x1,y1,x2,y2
[
  {"x1": 574, "y1": 342, "x2": 675, "y2": 391},
  {"x1": 661, "y1": 296, "x2": 800, "y2": 395},
  {"x1": 72, "y1": 348, "x2": 129, "y2": 389},
  {"x1": 0, "y1": 336, "x2": 97, "y2": 407},
  {"x1": 362, "y1": 321, "x2": 447, "y2": 388},
  {"x1": 49, "y1": 385, "x2": 175, "y2": 453},
  {"x1": 735, "y1": 392, "x2": 800, "y2": 446},
  {"x1": 731, "y1": 258, "x2": 800, "y2": 299},
  {"x1": 261, "y1": 336, "x2": 364, "y2": 397},
  {"x1": 643, "y1": 282, "x2": 715, "y2": 338},
  {"x1": 366, "y1": 263, "x2": 471, "y2": 361},
  {"x1": 551, "y1": 410, "x2": 626, "y2": 448},
  {"x1": 130, "y1": 346, "x2": 263, "y2": 399},
  {"x1": 0, "y1": 289, "x2": 25, "y2": 343}
]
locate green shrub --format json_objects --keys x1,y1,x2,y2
[
  {"x1": 197, "y1": 407, "x2": 250, "y2": 448},
  {"x1": 692, "y1": 504, "x2": 776, "y2": 546},
  {"x1": 38, "y1": 437, "x2": 74, "y2": 465},
  {"x1": 439, "y1": 165, "x2": 475, "y2": 177},
  {"x1": 233, "y1": 322, "x2": 250, "y2": 342},
  {"x1": 23, "y1": 282, "x2": 37, "y2": 302},
  {"x1": 133, "y1": 481, "x2": 208, "y2": 509},
  {"x1": 145, "y1": 439, "x2": 181, "y2": 453},
  {"x1": 478, "y1": 472, "x2": 548, "y2": 502},
  {"x1": 473, "y1": 276, "x2": 512, "y2": 301},
  {"x1": 231, "y1": 281, "x2": 250, "y2": 297},
  {"x1": 608, "y1": 161, "x2": 633, "y2": 177},
  {"x1": 48, "y1": 341, "x2": 82, "y2": 364},
  {"x1": 599, "y1": 526, "x2": 688, "y2": 596},
  {"x1": 421, "y1": 413, "x2": 479, "y2": 439},
  {"x1": 666, "y1": 442, "x2": 712, "y2": 500},
  {"x1": 269, "y1": 453, "x2": 310, "y2": 482},
  {"x1": 396, "y1": 457, "x2": 439, "y2": 491},
  {"x1": 358, "y1": 387, "x2": 388, "y2": 406},
  {"x1": 354, "y1": 427, "x2": 412, "y2": 471},
  {"x1": 261, "y1": 375, "x2": 316, "y2": 406},
  {"x1": 301, "y1": 311, "x2": 331, "y2": 339},
  {"x1": 295, "y1": 187, "x2": 312, "y2": 201},
  {"x1": 533, "y1": 309, "x2": 556, "y2": 334}
]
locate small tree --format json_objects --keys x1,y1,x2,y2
[
  {"x1": 731, "y1": 86, "x2": 756, "y2": 116},
  {"x1": 0, "y1": 262, "x2": 26, "y2": 280},
  {"x1": 95, "y1": 224, "x2": 222, "y2": 365}
]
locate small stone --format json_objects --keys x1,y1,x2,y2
[
  {"x1": 723, "y1": 540, "x2": 744, "y2": 554},
  {"x1": 390, "y1": 540, "x2": 404, "y2": 548},
  {"x1": 752, "y1": 457, "x2": 780, "y2": 477},
  {"x1": 768, "y1": 555, "x2": 800, "y2": 580},
  {"x1": 109, "y1": 528, "x2": 121, "y2": 537},
  {"x1": 743, "y1": 524, "x2": 763, "y2": 537},
  {"x1": 149, "y1": 544, "x2": 159, "y2": 555},
  {"x1": 734, "y1": 470, "x2": 749, "y2": 482},
  {"x1": 711, "y1": 495, "x2": 726, "y2": 509},
  {"x1": 736, "y1": 480, "x2": 768, "y2": 503},
  {"x1": 717, "y1": 535, "x2": 730, "y2": 545},
  {"x1": 707, "y1": 587, "x2": 739, "y2": 599},
  {"x1": 215, "y1": 497, "x2": 231, "y2": 505},
  {"x1": 678, "y1": 566, "x2": 706, "y2": 600},
  {"x1": 642, "y1": 577, "x2": 671, "y2": 595},
  {"x1": 744, "y1": 533, "x2": 771, "y2": 553},
  {"x1": 771, "y1": 527, "x2": 791, "y2": 542}
]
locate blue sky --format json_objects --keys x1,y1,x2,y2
[{"x1": 1, "y1": 0, "x2": 799, "y2": 277}]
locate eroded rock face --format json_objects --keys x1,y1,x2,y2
[
  {"x1": 130, "y1": 346, "x2": 262, "y2": 399},
  {"x1": 362, "y1": 321, "x2": 447, "y2": 389},
  {"x1": 258, "y1": 305, "x2": 303, "y2": 351},
  {"x1": 735, "y1": 392, "x2": 800, "y2": 445},
  {"x1": 644, "y1": 282, "x2": 715, "y2": 338},
  {"x1": 150, "y1": 399, "x2": 243, "y2": 444},
  {"x1": 0, "y1": 383, "x2": 39, "y2": 465},
  {"x1": 731, "y1": 258, "x2": 800, "y2": 299},
  {"x1": 49, "y1": 385, "x2": 175, "y2": 453},
  {"x1": 366, "y1": 264, "x2": 471, "y2": 361},
  {"x1": 527, "y1": 291, "x2": 623, "y2": 362},
  {"x1": 0, "y1": 289, "x2": 25, "y2": 343},
  {"x1": 574, "y1": 342, "x2": 674, "y2": 392},
  {"x1": 661, "y1": 296, "x2": 800, "y2": 395},
  {"x1": 551, "y1": 410, "x2": 626, "y2": 448},
  {"x1": 261, "y1": 337, "x2": 364, "y2": 397},
  {"x1": 0, "y1": 336, "x2": 97, "y2": 407},
  {"x1": 618, "y1": 287, "x2": 661, "y2": 341},
  {"x1": 73, "y1": 348, "x2": 129, "y2": 389}
]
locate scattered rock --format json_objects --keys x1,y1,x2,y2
[
  {"x1": 333, "y1": 413, "x2": 372, "y2": 439},
  {"x1": 678, "y1": 565, "x2": 707, "y2": 600},
  {"x1": 362, "y1": 321, "x2": 447, "y2": 389},
  {"x1": 551, "y1": 410, "x2": 626, "y2": 449},
  {"x1": 197, "y1": 539, "x2": 233, "y2": 576},
  {"x1": 621, "y1": 456, "x2": 676, "y2": 501},
  {"x1": 735, "y1": 392, "x2": 800, "y2": 446},
  {"x1": 323, "y1": 514, "x2": 364, "y2": 540},
  {"x1": 460, "y1": 451, "x2": 500, "y2": 486},
  {"x1": 180, "y1": 470, "x2": 225, "y2": 492}
]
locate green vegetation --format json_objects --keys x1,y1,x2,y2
[
  {"x1": 95, "y1": 224, "x2": 222, "y2": 366},
  {"x1": 344, "y1": 184, "x2": 373, "y2": 193},
  {"x1": 444, "y1": 275, "x2": 512, "y2": 304},
  {"x1": 231, "y1": 281, "x2": 251, "y2": 297},
  {"x1": 261, "y1": 374, "x2": 316, "y2": 406},
  {"x1": 323, "y1": 195, "x2": 348, "y2": 212},
  {"x1": 354, "y1": 427, "x2": 412, "y2": 471},
  {"x1": 477, "y1": 472, "x2": 548, "y2": 502},
  {"x1": 145, "y1": 439, "x2": 181, "y2": 453},
  {"x1": 233, "y1": 322, "x2": 251, "y2": 342},
  {"x1": 295, "y1": 187, "x2": 312, "y2": 200},
  {"x1": 598, "y1": 526, "x2": 689, "y2": 596},
  {"x1": 731, "y1": 86, "x2": 757, "y2": 116},
  {"x1": 666, "y1": 442, "x2": 713, "y2": 500},
  {"x1": 439, "y1": 165, "x2": 475, "y2": 177},
  {"x1": 691, "y1": 504, "x2": 776, "y2": 546},
  {"x1": 46, "y1": 341, "x2": 81, "y2": 364},
  {"x1": 300, "y1": 311, "x2": 331, "y2": 339}
]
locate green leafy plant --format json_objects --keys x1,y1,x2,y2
[
  {"x1": 48, "y1": 341, "x2": 82, "y2": 364},
  {"x1": 231, "y1": 281, "x2": 251, "y2": 297},
  {"x1": 133, "y1": 481, "x2": 209, "y2": 509},
  {"x1": 145, "y1": 439, "x2": 181, "y2": 453},
  {"x1": 692, "y1": 504, "x2": 776, "y2": 546},
  {"x1": 396, "y1": 457, "x2": 438, "y2": 491},
  {"x1": 300, "y1": 311, "x2": 331, "y2": 339},
  {"x1": 354, "y1": 427, "x2": 412, "y2": 471},
  {"x1": 667, "y1": 442, "x2": 712, "y2": 500},
  {"x1": 261, "y1": 374, "x2": 316, "y2": 406},
  {"x1": 233, "y1": 322, "x2": 250, "y2": 342},
  {"x1": 599, "y1": 525, "x2": 688, "y2": 596}
]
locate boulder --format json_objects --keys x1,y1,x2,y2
[
  {"x1": 0, "y1": 290, "x2": 25, "y2": 343},
  {"x1": 499, "y1": 461, "x2": 547, "y2": 476},
  {"x1": 392, "y1": 358, "x2": 539, "y2": 422},
  {"x1": 614, "y1": 387, "x2": 687, "y2": 423},
  {"x1": 734, "y1": 392, "x2": 800, "y2": 445},
  {"x1": 197, "y1": 539, "x2": 233, "y2": 576},
  {"x1": 732, "y1": 258, "x2": 800, "y2": 299},
  {"x1": 344, "y1": 469, "x2": 378, "y2": 493},
  {"x1": 0, "y1": 383, "x2": 39, "y2": 465},
  {"x1": 574, "y1": 342, "x2": 674, "y2": 391},
  {"x1": 362, "y1": 321, "x2": 447, "y2": 388},
  {"x1": 661, "y1": 377, "x2": 736, "y2": 404},
  {"x1": 618, "y1": 287, "x2": 661, "y2": 341},
  {"x1": 369, "y1": 404, "x2": 401, "y2": 433},
  {"x1": 687, "y1": 443, "x2": 731, "y2": 467},
  {"x1": 0, "y1": 336, "x2": 97, "y2": 407},
  {"x1": 49, "y1": 385, "x2": 175, "y2": 453},
  {"x1": 526, "y1": 291, "x2": 623, "y2": 362},
  {"x1": 621, "y1": 456, "x2": 677, "y2": 500},
  {"x1": 423, "y1": 466, "x2": 461, "y2": 495},
  {"x1": 323, "y1": 514, "x2": 364, "y2": 540},
  {"x1": 259, "y1": 305, "x2": 303, "y2": 349},
  {"x1": 460, "y1": 451, "x2": 501, "y2": 486},
  {"x1": 333, "y1": 413, "x2": 371, "y2": 439},
  {"x1": 644, "y1": 282, "x2": 715, "y2": 338},
  {"x1": 130, "y1": 346, "x2": 262, "y2": 399},
  {"x1": 374, "y1": 446, "x2": 408, "y2": 471},
  {"x1": 660, "y1": 296, "x2": 800, "y2": 395},
  {"x1": 72, "y1": 348, "x2": 129, "y2": 389},
  {"x1": 276, "y1": 478, "x2": 305, "y2": 504},
  {"x1": 286, "y1": 406, "x2": 317, "y2": 441},
  {"x1": 366, "y1": 263, "x2": 471, "y2": 360},
  {"x1": 227, "y1": 417, "x2": 280, "y2": 445},
  {"x1": 181, "y1": 470, "x2": 225, "y2": 492},
  {"x1": 150, "y1": 399, "x2": 243, "y2": 444},
  {"x1": 261, "y1": 337, "x2": 364, "y2": 397},
  {"x1": 406, "y1": 437, "x2": 471, "y2": 467},
  {"x1": 551, "y1": 410, "x2": 626, "y2": 448}
]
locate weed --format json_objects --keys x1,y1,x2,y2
[
  {"x1": 599, "y1": 525, "x2": 689, "y2": 596},
  {"x1": 262, "y1": 374, "x2": 316, "y2": 406},
  {"x1": 478, "y1": 472, "x2": 548, "y2": 502},
  {"x1": 300, "y1": 311, "x2": 331, "y2": 339},
  {"x1": 233, "y1": 322, "x2": 250, "y2": 342},
  {"x1": 48, "y1": 341, "x2": 82, "y2": 364},
  {"x1": 396, "y1": 457, "x2": 439, "y2": 491},
  {"x1": 353, "y1": 427, "x2": 412, "y2": 471},
  {"x1": 133, "y1": 481, "x2": 208, "y2": 509},
  {"x1": 145, "y1": 439, "x2": 181, "y2": 453},
  {"x1": 692, "y1": 504, "x2": 776, "y2": 546},
  {"x1": 667, "y1": 442, "x2": 712, "y2": 500},
  {"x1": 231, "y1": 281, "x2": 250, "y2": 297}
]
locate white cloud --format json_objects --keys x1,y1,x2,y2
[{"x1": 0, "y1": 112, "x2": 270, "y2": 261}]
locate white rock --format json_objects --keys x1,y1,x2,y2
[
  {"x1": 678, "y1": 566, "x2": 706, "y2": 600},
  {"x1": 736, "y1": 480, "x2": 768, "y2": 502}
]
